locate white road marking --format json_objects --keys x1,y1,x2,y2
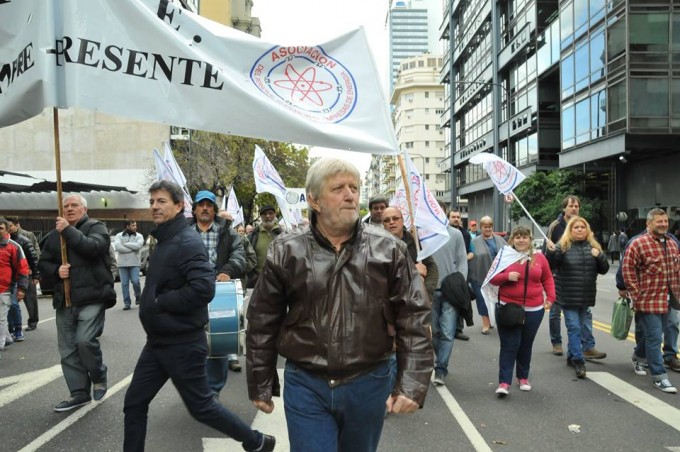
[
  {"x1": 0, "y1": 365, "x2": 63, "y2": 408},
  {"x1": 588, "y1": 372, "x2": 680, "y2": 432},
  {"x1": 435, "y1": 384, "x2": 492, "y2": 452},
  {"x1": 204, "y1": 368, "x2": 289, "y2": 451},
  {"x1": 17, "y1": 373, "x2": 134, "y2": 452}
]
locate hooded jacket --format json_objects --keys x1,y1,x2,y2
[{"x1": 547, "y1": 241, "x2": 609, "y2": 308}]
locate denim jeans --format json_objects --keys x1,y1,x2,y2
[
  {"x1": 470, "y1": 281, "x2": 488, "y2": 317},
  {"x1": 283, "y1": 360, "x2": 391, "y2": 452},
  {"x1": 119, "y1": 266, "x2": 141, "y2": 307},
  {"x1": 206, "y1": 357, "x2": 229, "y2": 396},
  {"x1": 633, "y1": 308, "x2": 679, "y2": 363},
  {"x1": 431, "y1": 290, "x2": 458, "y2": 377},
  {"x1": 637, "y1": 312, "x2": 670, "y2": 381},
  {"x1": 124, "y1": 338, "x2": 262, "y2": 452},
  {"x1": 497, "y1": 308, "x2": 544, "y2": 384},
  {"x1": 8, "y1": 285, "x2": 22, "y2": 330},
  {"x1": 549, "y1": 303, "x2": 595, "y2": 350},
  {"x1": 56, "y1": 303, "x2": 107, "y2": 397},
  {"x1": 562, "y1": 307, "x2": 589, "y2": 361},
  {"x1": 0, "y1": 292, "x2": 12, "y2": 348}
]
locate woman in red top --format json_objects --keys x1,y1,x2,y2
[{"x1": 490, "y1": 226, "x2": 556, "y2": 397}]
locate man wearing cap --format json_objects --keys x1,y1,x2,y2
[
  {"x1": 190, "y1": 190, "x2": 246, "y2": 396},
  {"x1": 247, "y1": 205, "x2": 282, "y2": 288},
  {"x1": 468, "y1": 220, "x2": 479, "y2": 239},
  {"x1": 365, "y1": 194, "x2": 388, "y2": 226}
]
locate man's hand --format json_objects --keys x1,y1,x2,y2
[
  {"x1": 546, "y1": 240, "x2": 556, "y2": 252},
  {"x1": 252, "y1": 399, "x2": 274, "y2": 413},
  {"x1": 216, "y1": 273, "x2": 231, "y2": 282},
  {"x1": 58, "y1": 264, "x2": 71, "y2": 279},
  {"x1": 618, "y1": 289, "x2": 628, "y2": 298},
  {"x1": 55, "y1": 217, "x2": 70, "y2": 233},
  {"x1": 386, "y1": 394, "x2": 419, "y2": 414},
  {"x1": 16, "y1": 288, "x2": 25, "y2": 301},
  {"x1": 415, "y1": 262, "x2": 427, "y2": 278}
]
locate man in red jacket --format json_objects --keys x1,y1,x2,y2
[{"x1": 0, "y1": 218, "x2": 29, "y2": 351}]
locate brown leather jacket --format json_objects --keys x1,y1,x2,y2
[{"x1": 246, "y1": 218, "x2": 434, "y2": 406}]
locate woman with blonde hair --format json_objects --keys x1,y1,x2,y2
[
  {"x1": 546, "y1": 216, "x2": 609, "y2": 378},
  {"x1": 489, "y1": 226, "x2": 555, "y2": 396},
  {"x1": 470, "y1": 216, "x2": 507, "y2": 333}
]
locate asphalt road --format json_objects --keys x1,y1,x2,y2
[{"x1": 1, "y1": 263, "x2": 679, "y2": 451}]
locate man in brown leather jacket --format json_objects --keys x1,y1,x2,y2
[{"x1": 246, "y1": 158, "x2": 433, "y2": 452}]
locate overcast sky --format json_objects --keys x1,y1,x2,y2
[{"x1": 251, "y1": 0, "x2": 391, "y2": 175}]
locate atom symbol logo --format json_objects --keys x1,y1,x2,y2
[
  {"x1": 490, "y1": 161, "x2": 510, "y2": 180},
  {"x1": 273, "y1": 64, "x2": 333, "y2": 107}
]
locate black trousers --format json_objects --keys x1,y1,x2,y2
[
  {"x1": 24, "y1": 281, "x2": 38, "y2": 326},
  {"x1": 123, "y1": 337, "x2": 261, "y2": 452}
]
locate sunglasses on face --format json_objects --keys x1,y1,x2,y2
[{"x1": 382, "y1": 216, "x2": 402, "y2": 224}]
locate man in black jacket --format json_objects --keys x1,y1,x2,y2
[
  {"x1": 190, "y1": 190, "x2": 246, "y2": 392},
  {"x1": 38, "y1": 195, "x2": 116, "y2": 412},
  {"x1": 123, "y1": 180, "x2": 274, "y2": 452}
]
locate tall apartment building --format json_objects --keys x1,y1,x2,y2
[
  {"x1": 440, "y1": 0, "x2": 680, "y2": 234},
  {"x1": 391, "y1": 54, "x2": 447, "y2": 200}
]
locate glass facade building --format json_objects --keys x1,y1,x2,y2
[{"x1": 441, "y1": 0, "x2": 680, "y2": 233}]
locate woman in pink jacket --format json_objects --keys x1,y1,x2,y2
[{"x1": 490, "y1": 226, "x2": 556, "y2": 397}]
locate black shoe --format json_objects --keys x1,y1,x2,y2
[
  {"x1": 573, "y1": 360, "x2": 587, "y2": 379},
  {"x1": 93, "y1": 382, "x2": 107, "y2": 401},
  {"x1": 245, "y1": 434, "x2": 275, "y2": 452},
  {"x1": 25, "y1": 324, "x2": 37, "y2": 331},
  {"x1": 229, "y1": 359, "x2": 242, "y2": 372},
  {"x1": 454, "y1": 332, "x2": 470, "y2": 341},
  {"x1": 123, "y1": 305, "x2": 131, "y2": 311},
  {"x1": 566, "y1": 357, "x2": 574, "y2": 367},
  {"x1": 54, "y1": 394, "x2": 92, "y2": 412}
]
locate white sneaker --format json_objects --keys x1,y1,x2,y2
[
  {"x1": 632, "y1": 357, "x2": 647, "y2": 376},
  {"x1": 495, "y1": 383, "x2": 510, "y2": 397},
  {"x1": 518, "y1": 378, "x2": 532, "y2": 391},
  {"x1": 432, "y1": 373, "x2": 445, "y2": 386},
  {"x1": 654, "y1": 379, "x2": 677, "y2": 393}
]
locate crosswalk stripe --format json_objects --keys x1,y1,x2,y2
[
  {"x1": 204, "y1": 368, "x2": 289, "y2": 451},
  {"x1": 588, "y1": 372, "x2": 680, "y2": 432}
]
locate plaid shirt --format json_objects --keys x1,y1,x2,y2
[
  {"x1": 622, "y1": 231, "x2": 680, "y2": 314},
  {"x1": 196, "y1": 222, "x2": 220, "y2": 270}
]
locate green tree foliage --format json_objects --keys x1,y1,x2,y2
[
  {"x1": 509, "y1": 170, "x2": 603, "y2": 227},
  {"x1": 172, "y1": 132, "x2": 309, "y2": 225}
]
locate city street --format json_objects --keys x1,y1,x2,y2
[{"x1": 1, "y1": 264, "x2": 679, "y2": 451}]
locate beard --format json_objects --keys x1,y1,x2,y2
[{"x1": 261, "y1": 218, "x2": 277, "y2": 230}]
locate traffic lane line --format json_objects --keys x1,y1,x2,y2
[{"x1": 435, "y1": 383, "x2": 492, "y2": 452}]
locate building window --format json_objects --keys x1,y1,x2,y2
[
  {"x1": 607, "y1": 81, "x2": 626, "y2": 123},
  {"x1": 630, "y1": 13, "x2": 669, "y2": 52},
  {"x1": 561, "y1": 53, "x2": 575, "y2": 98},
  {"x1": 575, "y1": 97, "x2": 590, "y2": 145},
  {"x1": 591, "y1": 89, "x2": 607, "y2": 139},
  {"x1": 607, "y1": 17, "x2": 626, "y2": 61},
  {"x1": 425, "y1": 125, "x2": 430, "y2": 130},
  {"x1": 425, "y1": 141, "x2": 430, "y2": 147},
  {"x1": 630, "y1": 78, "x2": 669, "y2": 117},
  {"x1": 406, "y1": 142, "x2": 414, "y2": 149},
  {"x1": 425, "y1": 91, "x2": 430, "y2": 98},
  {"x1": 562, "y1": 103, "x2": 575, "y2": 149},
  {"x1": 590, "y1": 29, "x2": 605, "y2": 84}
]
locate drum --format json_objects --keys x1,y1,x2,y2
[{"x1": 207, "y1": 280, "x2": 244, "y2": 357}]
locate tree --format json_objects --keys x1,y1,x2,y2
[
  {"x1": 509, "y1": 170, "x2": 603, "y2": 227},
  {"x1": 172, "y1": 132, "x2": 310, "y2": 225}
]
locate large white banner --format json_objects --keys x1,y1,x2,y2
[{"x1": 0, "y1": 0, "x2": 398, "y2": 154}]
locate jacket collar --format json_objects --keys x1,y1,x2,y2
[
  {"x1": 151, "y1": 214, "x2": 188, "y2": 243},
  {"x1": 309, "y1": 211, "x2": 360, "y2": 251}
]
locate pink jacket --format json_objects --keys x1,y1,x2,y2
[{"x1": 490, "y1": 252, "x2": 555, "y2": 308}]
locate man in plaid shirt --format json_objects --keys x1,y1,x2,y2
[{"x1": 622, "y1": 208, "x2": 680, "y2": 393}]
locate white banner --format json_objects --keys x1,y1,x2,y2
[
  {"x1": 0, "y1": 0, "x2": 397, "y2": 154},
  {"x1": 283, "y1": 188, "x2": 309, "y2": 210},
  {"x1": 468, "y1": 153, "x2": 526, "y2": 194},
  {"x1": 225, "y1": 187, "x2": 244, "y2": 228},
  {"x1": 152, "y1": 148, "x2": 192, "y2": 217},
  {"x1": 390, "y1": 153, "x2": 449, "y2": 261},
  {"x1": 252, "y1": 145, "x2": 296, "y2": 228},
  {"x1": 481, "y1": 245, "x2": 527, "y2": 327}
]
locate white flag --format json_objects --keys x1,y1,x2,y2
[
  {"x1": 153, "y1": 148, "x2": 192, "y2": 218},
  {"x1": 480, "y1": 245, "x2": 527, "y2": 327},
  {"x1": 390, "y1": 154, "x2": 449, "y2": 260},
  {"x1": 225, "y1": 188, "x2": 244, "y2": 228},
  {"x1": 0, "y1": 0, "x2": 398, "y2": 154},
  {"x1": 164, "y1": 142, "x2": 188, "y2": 188},
  {"x1": 252, "y1": 146, "x2": 297, "y2": 228},
  {"x1": 469, "y1": 153, "x2": 526, "y2": 194}
]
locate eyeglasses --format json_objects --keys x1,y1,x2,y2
[{"x1": 382, "y1": 216, "x2": 402, "y2": 224}]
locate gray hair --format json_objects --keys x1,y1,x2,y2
[
  {"x1": 62, "y1": 194, "x2": 88, "y2": 208},
  {"x1": 305, "y1": 158, "x2": 360, "y2": 201},
  {"x1": 647, "y1": 207, "x2": 667, "y2": 222},
  {"x1": 479, "y1": 215, "x2": 493, "y2": 226},
  {"x1": 149, "y1": 180, "x2": 185, "y2": 204}
]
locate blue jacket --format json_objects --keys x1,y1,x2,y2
[{"x1": 139, "y1": 214, "x2": 215, "y2": 346}]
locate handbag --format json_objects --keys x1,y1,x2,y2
[
  {"x1": 610, "y1": 297, "x2": 633, "y2": 340},
  {"x1": 496, "y1": 261, "x2": 529, "y2": 328}
]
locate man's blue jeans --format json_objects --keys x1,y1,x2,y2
[
  {"x1": 637, "y1": 312, "x2": 671, "y2": 380},
  {"x1": 432, "y1": 290, "x2": 458, "y2": 377},
  {"x1": 8, "y1": 285, "x2": 23, "y2": 331},
  {"x1": 549, "y1": 303, "x2": 595, "y2": 350},
  {"x1": 119, "y1": 266, "x2": 141, "y2": 307},
  {"x1": 206, "y1": 357, "x2": 229, "y2": 396},
  {"x1": 634, "y1": 308, "x2": 677, "y2": 367},
  {"x1": 562, "y1": 307, "x2": 589, "y2": 361},
  {"x1": 497, "y1": 308, "x2": 544, "y2": 384},
  {"x1": 283, "y1": 360, "x2": 391, "y2": 452}
]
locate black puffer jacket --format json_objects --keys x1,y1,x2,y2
[
  {"x1": 38, "y1": 215, "x2": 116, "y2": 310},
  {"x1": 547, "y1": 241, "x2": 609, "y2": 308},
  {"x1": 139, "y1": 214, "x2": 215, "y2": 346}
]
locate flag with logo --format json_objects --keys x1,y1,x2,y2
[
  {"x1": 390, "y1": 153, "x2": 449, "y2": 260},
  {"x1": 469, "y1": 153, "x2": 526, "y2": 194},
  {"x1": 153, "y1": 148, "x2": 192, "y2": 217},
  {"x1": 252, "y1": 146, "x2": 297, "y2": 228},
  {"x1": 481, "y1": 245, "x2": 527, "y2": 327},
  {"x1": 0, "y1": 0, "x2": 397, "y2": 154}
]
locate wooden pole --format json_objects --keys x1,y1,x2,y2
[
  {"x1": 53, "y1": 108, "x2": 71, "y2": 307},
  {"x1": 397, "y1": 153, "x2": 421, "y2": 252}
]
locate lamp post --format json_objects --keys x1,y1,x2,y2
[
  {"x1": 448, "y1": 79, "x2": 513, "y2": 227},
  {"x1": 408, "y1": 152, "x2": 427, "y2": 175}
]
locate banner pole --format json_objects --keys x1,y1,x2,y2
[
  {"x1": 53, "y1": 107, "x2": 71, "y2": 307},
  {"x1": 510, "y1": 190, "x2": 549, "y2": 241},
  {"x1": 398, "y1": 152, "x2": 421, "y2": 252}
]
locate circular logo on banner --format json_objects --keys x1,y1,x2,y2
[
  {"x1": 250, "y1": 45, "x2": 357, "y2": 124},
  {"x1": 285, "y1": 190, "x2": 299, "y2": 205}
]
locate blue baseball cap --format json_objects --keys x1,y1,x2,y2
[{"x1": 194, "y1": 190, "x2": 217, "y2": 207}]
